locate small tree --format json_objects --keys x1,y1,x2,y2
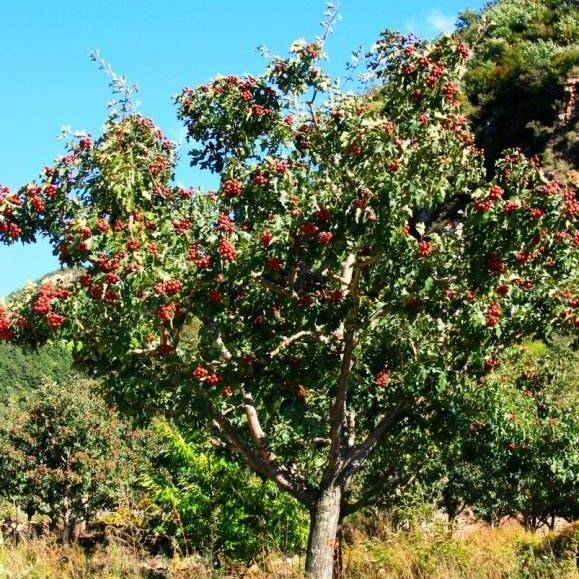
[
  {"x1": 0, "y1": 380, "x2": 131, "y2": 543},
  {"x1": 440, "y1": 342, "x2": 579, "y2": 528},
  {"x1": 0, "y1": 22, "x2": 577, "y2": 577}
]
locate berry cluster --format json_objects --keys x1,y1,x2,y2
[
  {"x1": 487, "y1": 254, "x2": 506, "y2": 274},
  {"x1": 218, "y1": 238, "x2": 237, "y2": 261},
  {"x1": 486, "y1": 303, "x2": 502, "y2": 327},
  {"x1": 374, "y1": 370, "x2": 389, "y2": 387},
  {"x1": 155, "y1": 280, "x2": 183, "y2": 296},
  {"x1": 222, "y1": 179, "x2": 243, "y2": 197},
  {"x1": 192, "y1": 366, "x2": 222, "y2": 384},
  {"x1": 261, "y1": 230, "x2": 273, "y2": 247},
  {"x1": 417, "y1": 240, "x2": 434, "y2": 257}
]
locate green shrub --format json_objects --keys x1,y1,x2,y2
[{"x1": 141, "y1": 418, "x2": 309, "y2": 565}]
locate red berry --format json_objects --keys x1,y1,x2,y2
[
  {"x1": 253, "y1": 173, "x2": 268, "y2": 187},
  {"x1": 205, "y1": 373, "x2": 222, "y2": 386},
  {"x1": 486, "y1": 302, "x2": 502, "y2": 327},
  {"x1": 349, "y1": 143, "x2": 363, "y2": 156},
  {"x1": 375, "y1": 370, "x2": 389, "y2": 387},
  {"x1": 317, "y1": 207, "x2": 331, "y2": 222},
  {"x1": 417, "y1": 240, "x2": 434, "y2": 257},
  {"x1": 223, "y1": 179, "x2": 243, "y2": 197},
  {"x1": 516, "y1": 251, "x2": 531, "y2": 265},
  {"x1": 208, "y1": 289, "x2": 223, "y2": 303},
  {"x1": 33, "y1": 298, "x2": 51, "y2": 315},
  {"x1": 192, "y1": 366, "x2": 209, "y2": 380},
  {"x1": 218, "y1": 238, "x2": 237, "y2": 262},
  {"x1": 96, "y1": 219, "x2": 110, "y2": 232},
  {"x1": 172, "y1": 218, "x2": 192, "y2": 234},
  {"x1": 496, "y1": 284, "x2": 509, "y2": 296},
  {"x1": 474, "y1": 198, "x2": 493, "y2": 213},
  {"x1": 158, "y1": 344, "x2": 173, "y2": 356},
  {"x1": 79, "y1": 274, "x2": 92, "y2": 288},
  {"x1": 487, "y1": 254, "x2": 506, "y2": 274},
  {"x1": 488, "y1": 185, "x2": 504, "y2": 200},
  {"x1": 318, "y1": 231, "x2": 333, "y2": 245},
  {"x1": 266, "y1": 257, "x2": 283, "y2": 271},
  {"x1": 275, "y1": 159, "x2": 289, "y2": 174},
  {"x1": 528, "y1": 207, "x2": 544, "y2": 220},
  {"x1": 46, "y1": 313, "x2": 65, "y2": 328},
  {"x1": 217, "y1": 213, "x2": 236, "y2": 233},
  {"x1": 261, "y1": 230, "x2": 273, "y2": 248},
  {"x1": 301, "y1": 223, "x2": 320, "y2": 237},
  {"x1": 484, "y1": 357, "x2": 498, "y2": 371},
  {"x1": 456, "y1": 42, "x2": 470, "y2": 58},
  {"x1": 158, "y1": 303, "x2": 177, "y2": 321}
]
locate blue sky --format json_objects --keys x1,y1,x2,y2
[{"x1": 0, "y1": 0, "x2": 485, "y2": 298}]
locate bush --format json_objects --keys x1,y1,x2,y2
[{"x1": 141, "y1": 418, "x2": 309, "y2": 566}]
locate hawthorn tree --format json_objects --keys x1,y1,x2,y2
[
  {"x1": 0, "y1": 380, "x2": 132, "y2": 543},
  {"x1": 440, "y1": 342, "x2": 579, "y2": 529},
  {"x1": 0, "y1": 23, "x2": 578, "y2": 578}
]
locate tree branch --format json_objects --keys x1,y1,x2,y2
[
  {"x1": 252, "y1": 272, "x2": 297, "y2": 298},
  {"x1": 269, "y1": 330, "x2": 314, "y2": 359},
  {"x1": 241, "y1": 387, "x2": 315, "y2": 501},
  {"x1": 212, "y1": 412, "x2": 315, "y2": 506},
  {"x1": 322, "y1": 253, "x2": 360, "y2": 485},
  {"x1": 338, "y1": 401, "x2": 409, "y2": 485},
  {"x1": 342, "y1": 463, "x2": 422, "y2": 516}
]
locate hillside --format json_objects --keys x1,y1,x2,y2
[{"x1": 458, "y1": 0, "x2": 579, "y2": 179}]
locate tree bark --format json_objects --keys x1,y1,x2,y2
[
  {"x1": 305, "y1": 486, "x2": 342, "y2": 579},
  {"x1": 333, "y1": 516, "x2": 344, "y2": 579}
]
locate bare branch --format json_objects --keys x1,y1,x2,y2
[
  {"x1": 322, "y1": 253, "x2": 361, "y2": 485},
  {"x1": 269, "y1": 330, "x2": 314, "y2": 359},
  {"x1": 338, "y1": 401, "x2": 409, "y2": 485},
  {"x1": 212, "y1": 412, "x2": 315, "y2": 506}
]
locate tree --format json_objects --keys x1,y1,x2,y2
[
  {"x1": 0, "y1": 380, "x2": 134, "y2": 543},
  {"x1": 440, "y1": 340, "x2": 579, "y2": 529},
  {"x1": 0, "y1": 342, "x2": 73, "y2": 404},
  {"x1": 0, "y1": 21, "x2": 578, "y2": 577}
]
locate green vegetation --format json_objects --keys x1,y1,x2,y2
[
  {"x1": 0, "y1": 342, "x2": 73, "y2": 404},
  {"x1": 440, "y1": 340, "x2": 579, "y2": 527},
  {"x1": 0, "y1": 523, "x2": 577, "y2": 578},
  {"x1": 459, "y1": 0, "x2": 579, "y2": 177},
  {"x1": 142, "y1": 418, "x2": 308, "y2": 564},
  {"x1": 0, "y1": 380, "x2": 136, "y2": 543}
]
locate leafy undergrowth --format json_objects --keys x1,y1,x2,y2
[{"x1": 0, "y1": 523, "x2": 577, "y2": 578}]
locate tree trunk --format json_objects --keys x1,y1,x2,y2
[
  {"x1": 305, "y1": 486, "x2": 342, "y2": 579},
  {"x1": 333, "y1": 517, "x2": 344, "y2": 579}
]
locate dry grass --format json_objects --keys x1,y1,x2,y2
[{"x1": 0, "y1": 522, "x2": 577, "y2": 578}]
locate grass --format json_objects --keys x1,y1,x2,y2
[{"x1": 0, "y1": 522, "x2": 577, "y2": 578}]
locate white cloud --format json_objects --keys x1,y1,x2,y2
[{"x1": 426, "y1": 10, "x2": 456, "y2": 35}]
